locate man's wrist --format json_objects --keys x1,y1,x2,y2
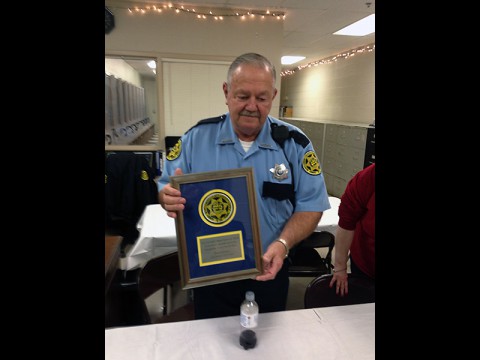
[{"x1": 275, "y1": 238, "x2": 289, "y2": 258}]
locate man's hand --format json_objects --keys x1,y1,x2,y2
[
  {"x1": 158, "y1": 168, "x2": 185, "y2": 218},
  {"x1": 255, "y1": 240, "x2": 286, "y2": 281}
]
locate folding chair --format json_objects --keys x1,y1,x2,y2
[
  {"x1": 137, "y1": 252, "x2": 195, "y2": 323},
  {"x1": 304, "y1": 273, "x2": 375, "y2": 308},
  {"x1": 288, "y1": 231, "x2": 335, "y2": 277}
]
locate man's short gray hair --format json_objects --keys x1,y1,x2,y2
[{"x1": 226, "y1": 53, "x2": 276, "y2": 89}]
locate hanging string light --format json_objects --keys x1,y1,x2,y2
[
  {"x1": 114, "y1": 3, "x2": 286, "y2": 20},
  {"x1": 280, "y1": 43, "x2": 375, "y2": 77}
]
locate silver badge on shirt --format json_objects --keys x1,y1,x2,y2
[{"x1": 270, "y1": 163, "x2": 289, "y2": 180}]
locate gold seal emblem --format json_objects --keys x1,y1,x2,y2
[
  {"x1": 302, "y1": 150, "x2": 321, "y2": 175},
  {"x1": 198, "y1": 189, "x2": 236, "y2": 227},
  {"x1": 166, "y1": 139, "x2": 182, "y2": 161}
]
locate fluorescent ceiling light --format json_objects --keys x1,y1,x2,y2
[
  {"x1": 281, "y1": 56, "x2": 306, "y2": 65},
  {"x1": 147, "y1": 60, "x2": 156, "y2": 69},
  {"x1": 334, "y1": 14, "x2": 375, "y2": 36}
]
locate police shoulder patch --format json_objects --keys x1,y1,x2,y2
[
  {"x1": 166, "y1": 139, "x2": 182, "y2": 161},
  {"x1": 140, "y1": 170, "x2": 149, "y2": 180},
  {"x1": 302, "y1": 150, "x2": 321, "y2": 175}
]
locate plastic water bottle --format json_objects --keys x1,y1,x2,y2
[
  {"x1": 239, "y1": 291, "x2": 258, "y2": 349},
  {"x1": 240, "y1": 290, "x2": 259, "y2": 328}
]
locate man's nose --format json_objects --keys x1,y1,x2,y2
[{"x1": 245, "y1": 97, "x2": 258, "y2": 109}]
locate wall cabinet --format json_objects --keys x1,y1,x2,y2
[
  {"x1": 322, "y1": 124, "x2": 368, "y2": 197},
  {"x1": 285, "y1": 119, "x2": 325, "y2": 160},
  {"x1": 363, "y1": 127, "x2": 375, "y2": 168},
  {"x1": 286, "y1": 119, "x2": 374, "y2": 198}
]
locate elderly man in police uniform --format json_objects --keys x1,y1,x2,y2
[{"x1": 158, "y1": 53, "x2": 330, "y2": 319}]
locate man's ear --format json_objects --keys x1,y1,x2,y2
[
  {"x1": 222, "y1": 82, "x2": 229, "y2": 99},
  {"x1": 272, "y1": 88, "x2": 278, "y2": 100}
]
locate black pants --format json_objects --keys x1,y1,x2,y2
[{"x1": 193, "y1": 261, "x2": 290, "y2": 320}]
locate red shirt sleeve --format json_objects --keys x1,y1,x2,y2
[{"x1": 338, "y1": 164, "x2": 375, "y2": 230}]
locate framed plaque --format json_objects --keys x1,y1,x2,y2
[{"x1": 170, "y1": 167, "x2": 263, "y2": 289}]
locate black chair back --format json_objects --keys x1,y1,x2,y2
[
  {"x1": 288, "y1": 231, "x2": 334, "y2": 277},
  {"x1": 137, "y1": 252, "x2": 195, "y2": 323},
  {"x1": 304, "y1": 273, "x2": 375, "y2": 308}
]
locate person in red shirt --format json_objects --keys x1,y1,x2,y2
[{"x1": 330, "y1": 163, "x2": 375, "y2": 295}]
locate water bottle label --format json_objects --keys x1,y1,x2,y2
[{"x1": 240, "y1": 312, "x2": 258, "y2": 328}]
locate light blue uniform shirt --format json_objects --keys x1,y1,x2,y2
[{"x1": 158, "y1": 113, "x2": 330, "y2": 251}]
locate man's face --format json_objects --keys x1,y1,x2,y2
[{"x1": 223, "y1": 64, "x2": 277, "y2": 140}]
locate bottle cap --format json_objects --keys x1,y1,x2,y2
[{"x1": 246, "y1": 291, "x2": 254, "y2": 301}]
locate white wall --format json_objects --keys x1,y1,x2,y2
[
  {"x1": 143, "y1": 77, "x2": 158, "y2": 132},
  {"x1": 280, "y1": 50, "x2": 375, "y2": 125},
  {"x1": 163, "y1": 61, "x2": 230, "y2": 136}
]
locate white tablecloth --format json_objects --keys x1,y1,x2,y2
[
  {"x1": 105, "y1": 303, "x2": 374, "y2": 360},
  {"x1": 119, "y1": 197, "x2": 340, "y2": 271},
  {"x1": 316, "y1": 196, "x2": 340, "y2": 234},
  {"x1": 118, "y1": 204, "x2": 177, "y2": 270}
]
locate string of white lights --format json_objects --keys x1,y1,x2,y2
[
  {"x1": 280, "y1": 43, "x2": 375, "y2": 77},
  {"x1": 117, "y1": 3, "x2": 286, "y2": 20}
]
